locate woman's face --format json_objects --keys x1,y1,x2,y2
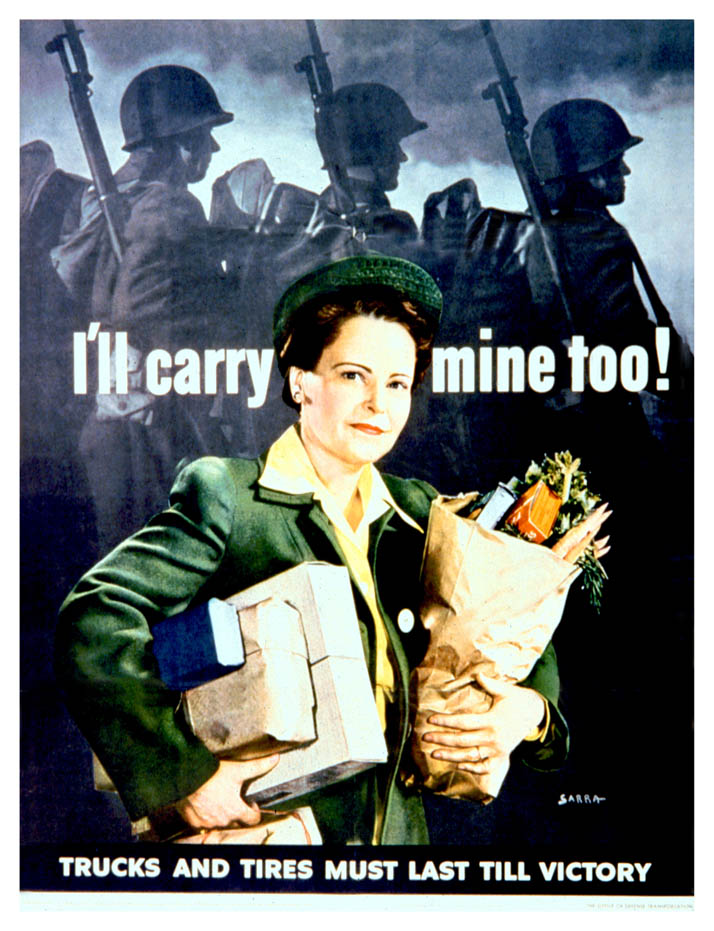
[{"x1": 291, "y1": 314, "x2": 417, "y2": 474}]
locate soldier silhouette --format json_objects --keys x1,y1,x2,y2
[
  {"x1": 315, "y1": 82, "x2": 426, "y2": 242},
  {"x1": 527, "y1": 98, "x2": 692, "y2": 455},
  {"x1": 53, "y1": 65, "x2": 238, "y2": 554}
]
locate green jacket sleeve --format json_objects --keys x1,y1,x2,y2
[
  {"x1": 55, "y1": 456, "x2": 238, "y2": 821},
  {"x1": 517, "y1": 640, "x2": 569, "y2": 771}
]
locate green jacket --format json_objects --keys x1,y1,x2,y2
[{"x1": 56, "y1": 454, "x2": 568, "y2": 844}]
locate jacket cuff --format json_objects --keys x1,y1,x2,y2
[
  {"x1": 115, "y1": 739, "x2": 220, "y2": 822},
  {"x1": 517, "y1": 696, "x2": 570, "y2": 772}
]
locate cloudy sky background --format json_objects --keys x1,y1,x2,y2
[{"x1": 20, "y1": 18, "x2": 694, "y2": 343}]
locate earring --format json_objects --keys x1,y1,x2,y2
[{"x1": 293, "y1": 389, "x2": 302, "y2": 403}]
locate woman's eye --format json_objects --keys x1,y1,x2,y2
[
  {"x1": 341, "y1": 370, "x2": 363, "y2": 382},
  {"x1": 389, "y1": 380, "x2": 410, "y2": 391}
]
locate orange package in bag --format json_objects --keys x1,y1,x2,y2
[{"x1": 505, "y1": 480, "x2": 561, "y2": 543}]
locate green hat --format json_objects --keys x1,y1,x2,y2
[{"x1": 273, "y1": 253, "x2": 442, "y2": 361}]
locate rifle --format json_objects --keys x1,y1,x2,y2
[
  {"x1": 479, "y1": 20, "x2": 573, "y2": 329},
  {"x1": 46, "y1": 20, "x2": 125, "y2": 261},
  {"x1": 294, "y1": 20, "x2": 357, "y2": 219}
]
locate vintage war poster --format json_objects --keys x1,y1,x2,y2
[{"x1": 18, "y1": 11, "x2": 696, "y2": 913}]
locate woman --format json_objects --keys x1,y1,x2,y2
[{"x1": 57, "y1": 254, "x2": 591, "y2": 845}]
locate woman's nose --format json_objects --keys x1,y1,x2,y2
[{"x1": 365, "y1": 384, "x2": 386, "y2": 413}]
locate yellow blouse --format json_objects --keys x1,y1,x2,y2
[{"x1": 259, "y1": 425, "x2": 424, "y2": 729}]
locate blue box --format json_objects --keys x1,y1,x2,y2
[{"x1": 152, "y1": 598, "x2": 245, "y2": 691}]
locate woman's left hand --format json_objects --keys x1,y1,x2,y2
[{"x1": 421, "y1": 679, "x2": 546, "y2": 776}]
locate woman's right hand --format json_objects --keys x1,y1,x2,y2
[{"x1": 175, "y1": 754, "x2": 280, "y2": 829}]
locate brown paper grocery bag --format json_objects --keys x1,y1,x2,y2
[{"x1": 409, "y1": 495, "x2": 579, "y2": 802}]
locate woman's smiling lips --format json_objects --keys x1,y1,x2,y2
[{"x1": 352, "y1": 423, "x2": 387, "y2": 435}]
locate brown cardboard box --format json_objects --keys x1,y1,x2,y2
[
  {"x1": 183, "y1": 598, "x2": 316, "y2": 757},
  {"x1": 185, "y1": 562, "x2": 387, "y2": 806}
]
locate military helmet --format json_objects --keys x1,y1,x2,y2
[
  {"x1": 120, "y1": 65, "x2": 233, "y2": 152},
  {"x1": 317, "y1": 83, "x2": 427, "y2": 167},
  {"x1": 530, "y1": 99, "x2": 642, "y2": 183}
]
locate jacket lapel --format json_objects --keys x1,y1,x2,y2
[{"x1": 255, "y1": 481, "x2": 349, "y2": 567}]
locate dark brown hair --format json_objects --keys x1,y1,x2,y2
[{"x1": 279, "y1": 286, "x2": 437, "y2": 410}]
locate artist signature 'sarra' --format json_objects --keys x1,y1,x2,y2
[{"x1": 558, "y1": 793, "x2": 606, "y2": 805}]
